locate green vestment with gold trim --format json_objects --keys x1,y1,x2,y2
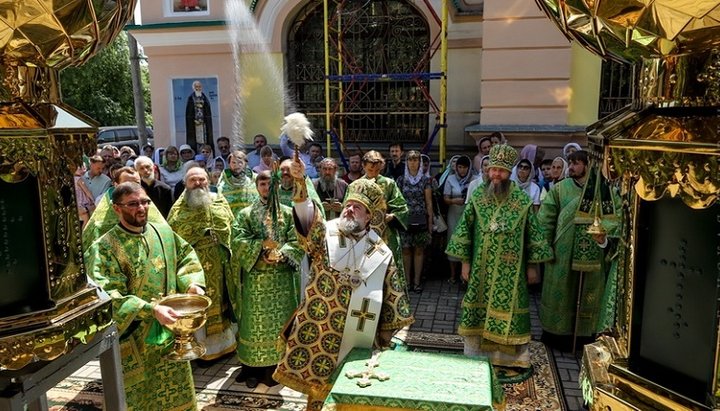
[
  {"x1": 167, "y1": 191, "x2": 236, "y2": 360},
  {"x1": 273, "y1": 207, "x2": 414, "y2": 410},
  {"x1": 538, "y1": 178, "x2": 608, "y2": 336},
  {"x1": 230, "y1": 200, "x2": 302, "y2": 366},
  {"x1": 359, "y1": 175, "x2": 409, "y2": 288},
  {"x1": 216, "y1": 169, "x2": 259, "y2": 220},
  {"x1": 85, "y1": 222, "x2": 205, "y2": 411},
  {"x1": 446, "y1": 183, "x2": 552, "y2": 358}
]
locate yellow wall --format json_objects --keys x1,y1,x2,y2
[{"x1": 567, "y1": 43, "x2": 602, "y2": 125}]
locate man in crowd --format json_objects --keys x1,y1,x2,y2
[
  {"x1": 82, "y1": 167, "x2": 166, "y2": 249},
  {"x1": 361, "y1": 150, "x2": 409, "y2": 290},
  {"x1": 216, "y1": 150, "x2": 259, "y2": 219},
  {"x1": 278, "y1": 158, "x2": 321, "y2": 208},
  {"x1": 230, "y1": 171, "x2": 302, "y2": 388},
  {"x1": 383, "y1": 142, "x2": 404, "y2": 180},
  {"x1": 85, "y1": 182, "x2": 206, "y2": 410},
  {"x1": 279, "y1": 134, "x2": 318, "y2": 178},
  {"x1": 446, "y1": 144, "x2": 552, "y2": 371},
  {"x1": 313, "y1": 158, "x2": 348, "y2": 220},
  {"x1": 273, "y1": 159, "x2": 414, "y2": 410},
  {"x1": 83, "y1": 155, "x2": 112, "y2": 201},
  {"x1": 134, "y1": 156, "x2": 173, "y2": 217},
  {"x1": 538, "y1": 150, "x2": 611, "y2": 350},
  {"x1": 167, "y1": 167, "x2": 237, "y2": 364},
  {"x1": 185, "y1": 80, "x2": 214, "y2": 152},
  {"x1": 247, "y1": 134, "x2": 275, "y2": 169},
  {"x1": 217, "y1": 136, "x2": 232, "y2": 165},
  {"x1": 341, "y1": 151, "x2": 363, "y2": 184}
]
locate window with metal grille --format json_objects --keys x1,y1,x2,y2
[
  {"x1": 598, "y1": 59, "x2": 635, "y2": 119},
  {"x1": 287, "y1": 0, "x2": 431, "y2": 145}
]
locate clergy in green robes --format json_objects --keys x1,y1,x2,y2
[
  {"x1": 230, "y1": 170, "x2": 303, "y2": 388},
  {"x1": 85, "y1": 182, "x2": 206, "y2": 411},
  {"x1": 359, "y1": 150, "x2": 410, "y2": 288},
  {"x1": 278, "y1": 158, "x2": 322, "y2": 210},
  {"x1": 82, "y1": 166, "x2": 166, "y2": 249},
  {"x1": 167, "y1": 166, "x2": 237, "y2": 361},
  {"x1": 446, "y1": 144, "x2": 552, "y2": 369},
  {"x1": 216, "y1": 150, "x2": 259, "y2": 220},
  {"x1": 273, "y1": 161, "x2": 414, "y2": 411},
  {"x1": 538, "y1": 150, "x2": 611, "y2": 344}
]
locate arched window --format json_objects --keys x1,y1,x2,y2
[{"x1": 288, "y1": 0, "x2": 431, "y2": 145}]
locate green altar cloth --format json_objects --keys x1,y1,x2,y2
[{"x1": 324, "y1": 348, "x2": 504, "y2": 410}]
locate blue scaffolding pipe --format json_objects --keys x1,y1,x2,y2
[
  {"x1": 326, "y1": 72, "x2": 444, "y2": 82},
  {"x1": 328, "y1": 129, "x2": 349, "y2": 171},
  {"x1": 421, "y1": 122, "x2": 445, "y2": 155}
]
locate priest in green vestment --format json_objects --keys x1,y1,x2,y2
[
  {"x1": 167, "y1": 166, "x2": 237, "y2": 362},
  {"x1": 358, "y1": 150, "x2": 410, "y2": 289},
  {"x1": 538, "y1": 150, "x2": 612, "y2": 346},
  {"x1": 85, "y1": 182, "x2": 206, "y2": 411},
  {"x1": 230, "y1": 170, "x2": 303, "y2": 388},
  {"x1": 273, "y1": 159, "x2": 414, "y2": 411},
  {"x1": 446, "y1": 144, "x2": 552, "y2": 370},
  {"x1": 82, "y1": 166, "x2": 166, "y2": 249},
  {"x1": 278, "y1": 157, "x2": 322, "y2": 209},
  {"x1": 216, "y1": 150, "x2": 259, "y2": 219}
]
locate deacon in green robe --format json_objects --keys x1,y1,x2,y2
[
  {"x1": 167, "y1": 166, "x2": 237, "y2": 361},
  {"x1": 359, "y1": 150, "x2": 409, "y2": 287},
  {"x1": 230, "y1": 170, "x2": 303, "y2": 388},
  {"x1": 538, "y1": 150, "x2": 614, "y2": 342},
  {"x1": 216, "y1": 150, "x2": 259, "y2": 219},
  {"x1": 446, "y1": 144, "x2": 552, "y2": 369},
  {"x1": 85, "y1": 182, "x2": 205, "y2": 411},
  {"x1": 82, "y1": 166, "x2": 166, "y2": 249}
]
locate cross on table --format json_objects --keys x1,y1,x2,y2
[
  {"x1": 351, "y1": 298, "x2": 376, "y2": 332},
  {"x1": 365, "y1": 239, "x2": 387, "y2": 257},
  {"x1": 345, "y1": 352, "x2": 389, "y2": 388}
]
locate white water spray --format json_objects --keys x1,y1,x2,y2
[{"x1": 225, "y1": 0, "x2": 296, "y2": 144}]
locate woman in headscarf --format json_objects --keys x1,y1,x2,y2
[
  {"x1": 159, "y1": 145, "x2": 184, "y2": 191},
  {"x1": 443, "y1": 155, "x2": 475, "y2": 284},
  {"x1": 511, "y1": 158, "x2": 542, "y2": 211},
  {"x1": 549, "y1": 156, "x2": 568, "y2": 189},
  {"x1": 465, "y1": 155, "x2": 489, "y2": 203},
  {"x1": 473, "y1": 136, "x2": 492, "y2": 175},
  {"x1": 563, "y1": 142, "x2": 582, "y2": 160},
  {"x1": 396, "y1": 151, "x2": 434, "y2": 293}
]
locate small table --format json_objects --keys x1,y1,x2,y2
[
  {"x1": 324, "y1": 348, "x2": 501, "y2": 410},
  {"x1": 0, "y1": 324, "x2": 125, "y2": 411}
]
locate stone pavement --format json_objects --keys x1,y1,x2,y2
[{"x1": 409, "y1": 277, "x2": 585, "y2": 411}]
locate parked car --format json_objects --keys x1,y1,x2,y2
[{"x1": 96, "y1": 126, "x2": 154, "y2": 154}]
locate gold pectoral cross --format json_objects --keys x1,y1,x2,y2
[{"x1": 350, "y1": 298, "x2": 377, "y2": 332}]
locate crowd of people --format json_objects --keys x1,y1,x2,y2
[{"x1": 77, "y1": 130, "x2": 620, "y2": 410}]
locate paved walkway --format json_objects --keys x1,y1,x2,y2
[{"x1": 409, "y1": 277, "x2": 585, "y2": 411}]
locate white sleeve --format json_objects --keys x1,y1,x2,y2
[{"x1": 293, "y1": 198, "x2": 315, "y2": 233}]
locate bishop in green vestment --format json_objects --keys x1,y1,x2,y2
[
  {"x1": 446, "y1": 145, "x2": 552, "y2": 369},
  {"x1": 85, "y1": 182, "x2": 206, "y2": 411},
  {"x1": 230, "y1": 171, "x2": 303, "y2": 388},
  {"x1": 359, "y1": 150, "x2": 409, "y2": 288},
  {"x1": 216, "y1": 150, "x2": 259, "y2": 219},
  {"x1": 167, "y1": 167, "x2": 237, "y2": 361},
  {"x1": 538, "y1": 150, "x2": 611, "y2": 342},
  {"x1": 273, "y1": 163, "x2": 414, "y2": 411}
]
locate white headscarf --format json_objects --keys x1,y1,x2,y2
[
  {"x1": 552, "y1": 156, "x2": 569, "y2": 180},
  {"x1": 403, "y1": 154, "x2": 423, "y2": 186},
  {"x1": 563, "y1": 143, "x2": 582, "y2": 160},
  {"x1": 511, "y1": 159, "x2": 535, "y2": 190},
  {"x1": 439, "y1": 155, "x2": 460, "y2": 187}
]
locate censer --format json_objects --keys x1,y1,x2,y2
[
  {"x1": 0, "y1": 1, "x2": 136, "y2": 370},
  {"x1": 536, "y1": 1, "x2": 720, "y2": 410}
]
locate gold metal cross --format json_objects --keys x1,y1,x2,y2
[
  {"x1": 350, "y1": 298, "x2": 376, "y2": 332},
  {"x1": 365, "y1": 239, "x2": 387, "y2": 257}
]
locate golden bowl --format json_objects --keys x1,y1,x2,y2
[{"x1": 158, "y1": 293, "x2": 212, "y2": 361}]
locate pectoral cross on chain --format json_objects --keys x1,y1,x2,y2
[{"x1": 350, "y1": 298, "x2": 376, "y2": 332}]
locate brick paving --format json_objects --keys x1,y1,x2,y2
[{"x1": 409, "y1": 277, "x2": 585, "y2": 411}]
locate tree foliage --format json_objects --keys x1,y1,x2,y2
[{"x1": 60, "y1": 32, "x2": 151, "y2": 126}]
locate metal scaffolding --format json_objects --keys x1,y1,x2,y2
[{"x1": 322, "y1": 0, "x2": 449, "y2": 166}]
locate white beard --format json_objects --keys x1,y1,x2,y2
[
  {"x1": 186, "y1": 187, "x2": 212, "y2": 209},
  {"x1": 337, "y1": 215, "x2": 366, "y2": 237},
  {"x1": 194, "y1": 90, "x2": 202, "y2": 97}
]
